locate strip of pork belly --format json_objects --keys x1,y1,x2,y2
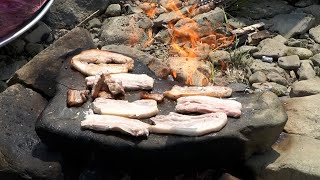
[
  {"x1": 93, "y1": 98, "x2": 159, "y2": 119},
  {"x1": 71, "y1": 60, "x2": 129, "y2": 76},
  {"x1": 164, "y1": 85, "x2": 233, "y2": 100},
  {"x1": 149, "y1": 112, "x2": 227, "y2": 136},
  {"x1": 71, "y1": 49, "x2": 134, "y2": 69},
  {"x1": 81, "y1": 114, "x2": 150, "y2": 137},
  {"x1": 86, "y1": 73, "x2": 154, "y2": 90},
  {"x1": 176, "y1": 96, "x2": 242, "y2": 118}
]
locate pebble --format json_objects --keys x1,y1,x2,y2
[
  {"x1": 298, "y1": 60, "x2": 316, "y2": 80},
  {"x1": 278, "y1": 55, "x2": 301, "y2": 70},
  {"x1": 87, "y1": 18, "x2": 102, "y2": 29},
  {"x1": 209, "y1": 50, "x2": 231, "y2": 66},
  {"x1": 249, "y1": 71, "x2": 267, "y2": 84},
  {"x1": 286, "y1": 47, "x2": 313, "y2": 60},
  {"x1": 106, "y1": 4, "x2": 122, "y2": 17},
  {"x1": 25, "y1": 43, "x2": 44, "y2": 57},
  {"x1": 24, "y1": 22, "x2": 52, "y2": 43}
]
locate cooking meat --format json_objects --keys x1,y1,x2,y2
[
  {"x1": 149, "y1": 112, "x2": 228, "y2": 136},
  {"x1": 140, "y1": 92, "x2": 164, "y2": 102},
  {"x1": 81, "y1": 114, "x2": 150, "y2": 137},
  {"x1": 176, "y1": 96, "x2": 242, "y2": 118},
  {"x1": 71, "y1": 49, "x2": 134, "y2": 76},
  {"x1": 93, "y1": 98, "x2": 159, "y2": 119},
  {"x1": 91, "y1": 74, "x2": 106, "y2": 98},
  {"x1": 104, "y1": 75, "x2": 125, "y2": 95},
  {"x1": 67, "y1": 89, "x2": 90, "y2": 107},
  {"x1": 85, "y1": 73, "x2": 154, "y2": 91},
  {"x1": 164, "y1": 85, "x2": 233, "y2": 100},
  {"x1": 98, "y1": 91, "x2": 113, "y2": 99}
]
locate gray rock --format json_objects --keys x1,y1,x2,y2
[
  {"x1": 247, "y1": 133, "x2": 320, "y2": 180},
  {"x1": 269, "y1": 13, "x2": 315, "y2": 39},
  {"x1": 24, "y1": 22, "x2": 52, "y2": 43},
  {"x1": 227, "y1": 82, "x2": 249, "y2": 92},
  {"x1": 290, "y1": 77, "x2": 320, "y2": 97},
  {"x1": 310, "y1": 53, "x2": 320, "y2": 66},
  {"x1": 209, "y1": 50, "x2": 230, "y2": 66},
  {"x1": 290, "y1": 70, "x2": 298, "y2": 81},
  {"x1": 105, "y1": 4, "x2": 122, "y2": 17},
  {"x1": 250, "y1": 60, "x2": 289, "y2": 79},
  {"x1": 252, "y1": 82, "x2": 288, "y2": 96},
  {"x1": 300, "y1": 5, "x2": 320, "y2": 25},
  {"x1": 153, "y1": 8, "x2": 185, "y2": 27},
  {"x1": 7, "y1": 27, "x2": 95, "y2": 98},
  {"x1": 267, "y1": 72, "x2": 289, "y2": 86},
  {"x1": 253, "y1": 36, "x2": 288, "y2": 60},
  {"x1": 87, "y1": 18, "x2": 102, "y2": 29},
  {"x1": 233, "y1": 45, "x2": 259, "y2": 55},
  {"x1": 192, "y1": 7, "x2": 225, "y2": 28},
  {"x1": 100, "y1": 14, "x2": 152, "y2": 47},
  {"x1": 278, "y1": 55, "x2": 301, "y2": 70},
  {"x1": 35, "y1": 60, "x2": 287, "y2": 170},
  {"x1": 284, "y1": 94, "x2": 320, "y2": 138},
  {"x1": 298, "y1": 60, "x2": 315, "y2": 80},
  {"x1": 25, "y1": 43, "x2": 44, "y2": 57},
  {"x1": 0, "y1": 60, "x2": 28, "y2": 81},
  {"x1": 7, "y1": 38, "x2": 26, "y2": 54},
  {"x1": 234, "y1": 0, "x2": 294, "y2": 20},
  {"x1": 295, "y1": 0, "x2": 318, "y2": 7},
  {"x1": 249, "y1": 71, "x2": 267, "y2": 84},
  {"x1": 0, "y1": 84, "x2": 62, "y2": 179},
  {"x1": 43, "y1": 0, "x2": 110, "y2": 29},
  {"x1": 309, "y1": 25, "x2": 320, "y2": 44},
  {"x1": 0, "y1": 81, "x2": 7, "y2": 93},
  {"x1": 101, "y1": 45, "x2": 170, "y2": 78},
  {"x1": 286, "y1": 47, "x2": 313, "y2": 59}
]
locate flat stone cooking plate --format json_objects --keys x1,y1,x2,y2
[{"x1": 35, "y1": 56, "x2": 287, "y2": 171}]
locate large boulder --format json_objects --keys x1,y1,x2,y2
[
  {"x1": 0, "y1": 84, "x2": 62, "y2": 179},
  {"x1": 7, "y1": 27, "x2": 95, "y2": 98},
  {"x1": 283, "y1": 94, "x2": 320, "y2": 139},
  {"x1": 43, "y1": 0, "x2": 110, "y2": 29},
  {"x1": 247, "y1": 133, "x2": 320, "y2": 180},
  {"x1": 35, "y1": 58, "x2": 287, "y2": 173}
]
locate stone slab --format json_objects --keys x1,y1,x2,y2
[
  {"x1": 0, "y1": 84, "x2": 62, "y2": 179},
  {"x1": 247, "y1": 133, "x2": 320, "y2": 180},
  {"x1": 35, "y1": 58, "x2": 287, "y2": 172},
  {"x1": 283, "y1": 94, "x2": 320, "y2": 139}
]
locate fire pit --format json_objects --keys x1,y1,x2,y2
[{"x1": 35, "y1": 49, "x2": 287, "y2": 173}]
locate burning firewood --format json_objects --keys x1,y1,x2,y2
[{"x1": 67, "y1": 90, "x2": 90, "y2": 107}]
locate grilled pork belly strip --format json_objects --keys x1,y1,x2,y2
[
  {"x1": 140, "y1": 92, "x2": 164, "y2": 102},
  {"x1": 86, "y1": 73, "x2": 154, "y2": 91},
  {"x1": 71, "y1": 49, "x2": 134, "y2": 76},
  {"x1": 81, "y1": 114, "x2": 150, "y2": 137},
  {"x1": 149, "y1": 112, "x2": 228, "y2": 136},
  {"x1": 91, "y1": 74, "x2": 125, "y2": 98},
  {"x1": 164, "y1": 85, "x2": 233, "y2": 100},
  {"x1": 176, "y1": 96, "x2": 242, "y2": 117},
  {"x1": 93, "y1": 98, "x2": 159, "y2": 119},
  {"x1": 67, "y1": 90, "x2": 90, "y2": 107}
]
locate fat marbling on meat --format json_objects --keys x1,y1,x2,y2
[
  {"x1": 176, "y1": 96, "x2": 242, "y2": 117},
  {"x1": 81, "y1": 114, "x2": 150, "y2": 136},
  {"x1": 93, "y1": 98, "x2": 159, "y2": 119},
  {"x1": 149, "y1": 112, "x2": 228, "y2": 136}
]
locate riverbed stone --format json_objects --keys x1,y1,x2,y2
[
  {"x1": 286, "y1": 47, "x2": 313, "y2": 60},
  {"x1": 297, "y1": 60, "x2": 315, "y2": 80},
  {"x1": 309, "y1": 25, "x2": 320, "y2": 44},
  {"x1": 100, "y1": 13, "x2": 152, "y2": 47},
  {"x1": 283, "y1": 94, "x2": 320, "y2": 138},
  {"x1": 24, "y1": 22, "x2": 52, "y2": 43},
  {"x1": 253, "y1": 36, "x2": 288, "y2": 60},
  {"x1": 290, "y1": 77, "x2": 320, "y2": 97},
  {"x1": 105, "y1": 4, "x2": 122, "y2": 17},
  {"x1": 269, "y1": 13, "x2": 315, "y2": 39},
  {"x1": 7, "y1": 27, "x2": 95, "y2": 98},
  {"x1": 310, "y1": 53, "x2": 320, "y2": 66},
  {"x1": 278, "y1": 55, "x2": 301, "y2": 70},
  {"x1": 247, "y1": 133, "x2": 320, "y2": 180},
  {"x1": 252, "y1": 82, "x2": 288, "y2": 96},
  {"x1": 209, "y1": 50, "x2": 231, "y2": 65},
  {"x1": 0, "y1": 84, "x2": 62, "y2": 179},
  {"x1": 267, "y1": 72, "x2": 289, "y2": 86},
  {"x1": 35, "y1": 58, "x2": 287, "y2": 173},
  {"x1": 249, "y1": 71, "x2": 267, "y2": 84}
]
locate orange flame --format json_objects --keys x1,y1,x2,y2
[
  {"x1": 142, "y1": 3, "x2": 157, "y2": 18},
  {"x1": 143, "y1": 29, "x2": 154, "y2": 48}
]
